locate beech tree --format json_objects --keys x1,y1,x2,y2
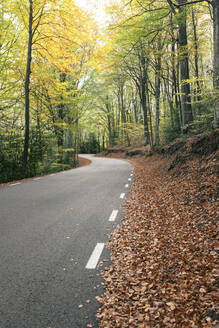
[
  {"x1": 168, "y1": 0, "x2": 193, "y2": 129},
  {"x1": 0, "y1": 0, "x2": 98, "y2": 182},
  {"x1": 93, "y1": 0, "x2": 217, "y2": 147},
  {"x1": 0, "y1": 0, "x2": 217, "y2": 183},
  {"x1": 213, "y1": 0, "x2": 219, "y2": 127},
  {"x1": 167, "y1": 0, "x2": 219, "y2": 127}
]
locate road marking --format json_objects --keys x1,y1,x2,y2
[
  {"x1": 128, "y1": 178, "x2": 131, "y2": 181},
  {"x1": 109, "y1": 209, "x2": 118, "y2": 222},
  {"x1": 125, "y1": 184, "x2": 129, "y2": 188},
  {"x1": 86, "y1": 243, "x2": 105, "y2": 269},
  {"x1": 33, "y1": 178, "x2": 41, "y2": 181},
  {"x1": 10, "y1": 183, "x2": 21, "y2": 187},
  {"x1": 130, "y1": 174, "x2": 133, "y2": 177},
  {"x1": 120, "y1": 193, "x2": 125, "y2": 199}
]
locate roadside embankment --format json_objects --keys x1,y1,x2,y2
[{"x1": 97, "y1": 130, "x2": 218, "y2": 327}]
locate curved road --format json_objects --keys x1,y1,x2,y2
[{"x1": 0, "y1": 155, "x2": 132, "y2": 328}]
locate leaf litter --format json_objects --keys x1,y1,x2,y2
[{"x1": 97, "y1": 150, "x2": 218, "y2": 328}]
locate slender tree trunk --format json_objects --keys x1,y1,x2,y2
[
  {"x1": 57, "y1": 72, "x2": 66, "y2": 163},
  {"x1": 154, "y1": 43, "x2": 161, "y2": 146},
  {"x1": 117, "y1": 92, "x2": 121, "y2": 140},
  {"x1": 191, "y1": 8, "x2": 202, "y2": 108},
  {"x1": 36, "y1": 96, "x2": 43, "y2": 162},
  {"x1": 120, "y1": 83, "x2": 130, "y2": 146},
  {"x1": 147, "y1": 91, "x2": 153, "y2": 147},
  {"x1": 164, "y1": 77, "x2": 174, "y2": 125},
  {"x1": 134, "y1": 101, "x2": 138, "y2": 123},
  {"x1": 170, "y1": 14, "x2": 178, "y2": 109},
  {"x1": 140, "y1": 83, "x2": 149, "y2": 145},
  {"x1": 177, "y1": 0, "x2": 193, "y2": 130},
  {"x1": 133, "y1": 88, "x2": 138, "y2": 123},
  {"x1": 176, "y1": 41, "x2": 183, "y2": 125},
  {"x1": 170, "y1": 16, "x2": 181, "y2": 128},
  {"x1": 105, "y1": 97, "x2": 113, "y2": 147},
  {"x1": 140, "y1": 56, "x2": 150, "y2": 145},
  {"x1": 23, "y1": 0, "x2": 33, "y2": 177},
  {"x1": 57, "y1": 132, "x2": 64, "y2": 163},
  {"x1": 102, "y1": 134, "x2": 105, "y2": 150},
  {"x1": 213, "y1": 0, "x2": 219, "y2": 127}
]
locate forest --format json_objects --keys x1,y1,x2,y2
[{"x1": 0, "y1": 0, "x2": 218, "y2": 183}]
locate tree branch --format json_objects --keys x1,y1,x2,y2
[{"x1": 167, "y1": 0, "x2": 212, "y2": 11}]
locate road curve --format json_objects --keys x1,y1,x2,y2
[{"x1": 0, "y1": 155, "x2": 132, "y2": 328}]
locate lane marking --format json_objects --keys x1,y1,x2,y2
[
  {"x1": 128, "y1": 178, "x2": 131, "y2": 181},
  {"x1": 10, "y1": 183, "x2": 21, "y2": 187},
  {"x1": 125, "y1": 184, "x2": 129, "y2": 188},
  {"x1": 33, "y1": 178, "x2": 41, "y2": 181},
  {"x1": 130, "y1": 174, "x2": 133, "y2": 177},
  {"x1": 86, "y1": 243, "x2": 105, "y2": 269},
  {"x1": 109, "y1": 209, "x2": 118, "y2": 222},
  {"x1": 120, "y1": 193, "x2": 125, "y2": 199}
]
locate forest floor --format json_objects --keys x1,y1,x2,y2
[
  {"x1": 0, "y1": 156, "x2": 91, "y2": 187},
  {"x1": 96, "y1": 130, "x2": 219, "y2": 328}
]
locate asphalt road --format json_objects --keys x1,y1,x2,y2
[{"x1": 0, "y1": 155, "x2": 132, "y2": 328}]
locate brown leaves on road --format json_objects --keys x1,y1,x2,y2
[{"x1": 97, "y1": 154, "x2": 218, "y2": 327}]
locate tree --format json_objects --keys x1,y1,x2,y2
[
  {"x1": 0, "y1": 0, "x2": 98, "y2": 182},
  {"x1": 167, "y1": 0, "x2": 193, "y2": 130},
  {"x1": 23, "y1": 0, "x2": 33, "y2": 177},
  {"x1": 213, "y1": 0, "x2": 219, "y2": 127},
  {"x1": 167, "y1": 0, "x2": 219, "y2": 127}
]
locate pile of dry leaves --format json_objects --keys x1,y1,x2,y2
[{"x1": 97, "y1": 150, "x2": 218, "y2": 327}]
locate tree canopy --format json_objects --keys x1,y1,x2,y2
[{"x1": 0, "y1": 0, "x2": 218, "y2": 182}]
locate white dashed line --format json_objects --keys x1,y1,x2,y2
[
  {"x1": 125, "y1": 184, "x2": 129, "y2": 188},
  {"x1": 109, "y1": 209, "x2": 119, "y2": 222},
  {"x1": 10, "y1": 183, "x2": 21, "y2": 187},
  {"x1": 128, "y1": 178, "x2": 131, "y2": 181},
  {"x1": 120, "y1": 193, "x2": 125, "y2": 199},
  {"x1": 33, "y1": 178, "x2": 41, "y2": 181},
  {"x1": 130, "y1": 174, "x2": 133, "y2": 177},
  {"x1": 86, "y1": 243, "x2": 105, "y2": 269}
]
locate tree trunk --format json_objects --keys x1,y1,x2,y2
[
  {"x1": 120, "y1": 83, "x2": 130, "y2": 146},
  {"x1": 177, "y1": 0, "x2": 193, "y2": 130},
  {"x1": 23, "y1": 0, "x2": 33, "y2": 177},
  {"x1": 164, "y1": 77, "x2": 174, "y2": 125},
  {"x1": 154, "y1": 45, "x2": 161, "y2": 146},
  {"x1": 147, "y1": 91, "x2": 153, "y2": 147},
  {"x1": 117, "y1": 92, "x2": 121, "y2": 140},
  {"x1": 105, "y1": 97, "x2": 113, "y2": 147},
  {"x1": 57, "y1": 132, "x2": 64, "y2": 163},
  {"x1": 191, "y1": 8, "x2": 202, "y2": 108},
  {"x1": 57, "y1": 72, "x2": 66, "y2": 163},
  {"x1": 176, "y1": 41, "x2": 183, "y2": 125},
  {"x1": 133, "y1": 88, "x2": 138, "y2": 123},
  {"x1": 102, "y1": 134, "x2": 105, "y2": 150},
  {"x1": 170, "y1": 14, "x2": 179, "y2": 111},
  {"x1": 140, "y1": 56, "x2": 150, "y2": 145},
  {"x1": 213, "y1": 0, "x2": 219, "y2": 128},
  {"x1": 140, "y1": 85, "x2": 149, "y2": 146}
]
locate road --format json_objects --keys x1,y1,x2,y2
[{"x1": 0, "y1": 155, "x2": 132, "y2": 328}]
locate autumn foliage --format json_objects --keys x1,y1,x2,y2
[{"x1": 97, "y1": 132, "x2": 218, "y2": 327}]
